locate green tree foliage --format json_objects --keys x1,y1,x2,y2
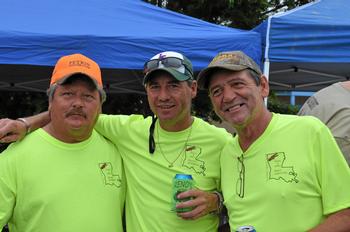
[
  {"x1": 144, "y1": 0, "x2": 313, "y2": 29},
  {"x1": 0, "y1": 92, "x2": 48, "y2": 119},
  {"x1": 267, "y1": 91, "x2": 299, "y2": 114},
  {"x1": 102, "y1": 93, "x2": 152, "y2": 116}
]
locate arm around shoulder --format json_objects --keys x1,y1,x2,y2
[{"x1": 0, "y1": 111, "x2": 50, "y2": 143}]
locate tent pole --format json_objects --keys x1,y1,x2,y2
[
  {"x1": 263, "y1": 16, "x2": 272, "y2": 107},
  {"x1": 263, "y1": 59, "x2": 270, "y2": 106}
]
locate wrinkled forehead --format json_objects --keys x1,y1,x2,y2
[
  {"x1": 151, "y1": 51, "x2": 184, "y2": 60},
  {"x1": 208, "y1": 69, "x2": 251, "y2": 88}
]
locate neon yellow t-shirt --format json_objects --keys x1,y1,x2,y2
[
  {"x1": 96, "y1": 114, "x2": 232, "y2": 232},
  {"x1": 221, "y1": 113, "x2": 350, "y2": 232},
  {"x1": 0, "y1": 129, "x2": 125, "y2": 232}
]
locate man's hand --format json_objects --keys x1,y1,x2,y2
[
  {"x1": 0, "y1": 118, "x2": 27, "y2": 143},
  {"x1": 176, "y1": 189, "x2": 218, "y2": 220}
]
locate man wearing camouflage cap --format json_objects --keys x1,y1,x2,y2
[{"x1": 197, "y1": 51, "x2": 350, "y2": 231}]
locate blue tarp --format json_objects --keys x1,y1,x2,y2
[
  {"x1": 255, "y1": 0, "x2": 350, "y2": 91},
  {"x1": 0, "y1": 0, "x2": 260, "y2": 87}
]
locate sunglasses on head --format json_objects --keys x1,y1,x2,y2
[{"x1": 144, "y1": 57, "x2": 193, "y2": 76}]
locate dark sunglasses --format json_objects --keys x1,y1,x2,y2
[
  {"x1": 149, "y1": 116, "x2": 157, "y2": 154},
  {"x1": 236, "y1": 153, "x2": 245, "y2": 198},
  {"x1": 144, "y1": 57, "x2": 193, "y2": 76}
]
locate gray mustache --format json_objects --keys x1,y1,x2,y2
[{"x1": 66, "y1": 110, "x2": 87, "y2": 118}]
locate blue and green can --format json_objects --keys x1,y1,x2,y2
[
  {"x1": 171, "y1": 174, "x2": 194, "y2": 212},
  {"x1": 236, "y1": 225, "x2": 256, "y2": 232}
]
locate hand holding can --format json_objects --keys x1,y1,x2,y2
[{"x1": 171, "y1": 174, "x2": 194, "y2": 212}]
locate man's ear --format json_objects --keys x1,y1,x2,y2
[
  {"x1": 191, "y1": 80, "x2": 198, "y2": 99},
  {"x1": 48, "y1": 92, "x2": 55, "y2": 113},
  {"x1": 260, "y1": 75, "x2": 270, "y2": 98}
]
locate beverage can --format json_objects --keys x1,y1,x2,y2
[
  {"x1": 171, "y1": 174, "x2": 194, "y2": 212},
  {"x1": 236, "y1": 225, "x2": 256, "y2": 232}
]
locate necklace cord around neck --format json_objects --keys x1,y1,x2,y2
[{"x1": 156, "y1": 120, "x2": 193, "y2": 167}]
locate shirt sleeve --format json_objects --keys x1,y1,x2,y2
[
  {"x1": 313, "y1": 123, "x2": 350, "y2": 215},
  {"x1": 0, "y1": 151, "x2": 17, "y2": 227},
  {"x1": 95, "y1": 114, "x2": 143, "y2": 145},
  {"x1": 326, "y1": 108, "x2": 350, "y2": 138}
]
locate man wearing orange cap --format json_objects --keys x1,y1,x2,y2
[{"x1": 0, "y1": 54, "x2": 125, "y2": 232}]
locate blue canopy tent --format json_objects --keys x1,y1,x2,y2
[
  {"x1": 0, "y1": 0, "x2": 261, "y2": 94},
  {"x1": 255, "y1": 0, "x2": 350, "y2": 91}
]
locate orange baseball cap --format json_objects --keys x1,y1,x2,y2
[{"x1": 50, "y1": 53, "x2": 103, "y2": 88}]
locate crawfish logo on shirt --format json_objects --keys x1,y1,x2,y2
[
  {"x1": 266, "y1": 152, "x2": 298, "y2": 183},
  {"x1": 181, "y1": 145, "x2": 206, "y2": 176},
  {"x1": 99, "y1": 162, "x2": 122, "y2": 187}
]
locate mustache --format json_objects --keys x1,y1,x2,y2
[{"x1": 65, "y1": 109, "x2": 87, "y2": 118}]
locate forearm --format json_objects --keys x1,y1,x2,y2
[
  {"x1": 0, "y1": 111, "x2": 50, "y2": 143},
  {"x1": 309, "y1": 208, "x2": 350, "y2": 232},
  {"x1": 24, "y1": 111, "x2": 50, "y2": 132}
]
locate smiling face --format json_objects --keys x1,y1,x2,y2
[
  {"x1": 47, "y1": 76, "x2": 102, "y2": 142},
  {"x1": 208, "y1": 69, "x2": 269, "y2": 129},
  {"x1": 145, "y1": 71, "x2": 197, "y2": 131}
]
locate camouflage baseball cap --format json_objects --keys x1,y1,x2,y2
[{"x1": 197, "y1": 51, "x2": 262, "y2": 90}]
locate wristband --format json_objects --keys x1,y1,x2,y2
[
  {"x1": 16, "y1": 118, "x2": 31, "y2": 134},
  {"x1": 211, "y1": 191, "x2": 224, "y2": 214}
]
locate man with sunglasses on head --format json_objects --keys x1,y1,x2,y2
[
  {"x1": 196, "y1": 50, "x2": 350, "y2": 232},
  {"x1": 0, "y1": 51, "x2": 231, "y2": 232}
]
